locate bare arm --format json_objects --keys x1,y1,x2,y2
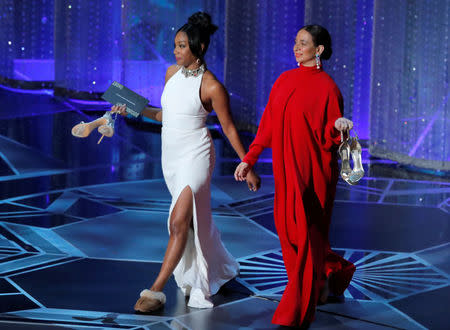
[
  {"x1": 205, "y1": 77, "x2": 260, "y2": 191},
  {"x1": 207, "y1": 81, "x2": 247, "y2": 160},
  {"x1": 141, "y1": 106, "x2": 162, "y2": 122}
]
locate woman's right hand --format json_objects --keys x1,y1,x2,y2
[
  {"x1": 334, "y1": 117, "x2": 353, "y2": 131},
  {"x1": 111, "y1": 103, "x2": 127, "y2": 116},
  {"x1": 234, "y1": 162, "x2": 251, "y2": 181},
  {"x1": 246, "y1": 169, "x2": 261, "y2": 192}
]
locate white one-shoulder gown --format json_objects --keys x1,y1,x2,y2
[{"x1": 160, "y1": 67, "x2": 239, "y2": 308}]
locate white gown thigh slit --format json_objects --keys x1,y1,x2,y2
[{"x1": 160, "y1": 68, "x2": 239, "y2": 308}]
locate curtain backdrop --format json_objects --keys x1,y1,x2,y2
[{"x1": 0, "y1": 0, "x2": 448, "y2": 170}]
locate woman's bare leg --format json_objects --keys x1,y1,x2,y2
[{"x1": 150, "y1": 185, "x2": 193, "y2": 291}]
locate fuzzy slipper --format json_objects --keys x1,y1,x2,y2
[{"x1": 134, "y1": 289, "x2": 166, "y2": 313}]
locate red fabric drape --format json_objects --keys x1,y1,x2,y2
[{"x1": 243, "y1": 65, "x2": 356, "y2": 327}]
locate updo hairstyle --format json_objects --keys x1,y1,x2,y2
[{"x1": 177, "y1": 12, "x2": 218, "y2": 63}]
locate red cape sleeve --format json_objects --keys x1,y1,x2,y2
[
  {"x1": 242, "y1": 77, "x2": 281, "y2": 167},
  {"x1": 317, "y1": 84, "x2": 344, "y2": 151}
]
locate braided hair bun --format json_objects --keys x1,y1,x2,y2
[
  {"x1": 177, "y1": 12, "x2": 218, "y2": 62},
  {"x1": 188, "y1": 12, "x2": 218, "y2": 36}
]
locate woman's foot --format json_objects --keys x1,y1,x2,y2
[
  {"x1": 71, "y1": 117, "x2": 108, "y2": 138},
  {"x1": 134, "y1": 289, "x2": 166, "y2": 313},
  {"x1": 319, "y1": 276, "x2": 329, "y2": 305}
]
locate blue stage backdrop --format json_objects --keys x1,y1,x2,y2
[
  {"x1": 53, "y1": 0, "x2": 224, "y2": 104},
  {"x1": 369, "y1": 0, "x2": 449, "y2": 171},
  {"x1": 0, "y1": 0, "x2": 54, "y2": 82},
  {"x1": 0, "y1": 0, "x2": 448, "y2": 170},
  {"x1": 304, "y1": 0, "x2": 373, "y2": 143},
  {"x1": 224, "y1": 0, "x2": 305, "y2": 133},
  {"x1": 225, "y1": 0, "x2": 373, "y2": 142}
]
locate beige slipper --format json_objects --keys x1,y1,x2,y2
[{"x1": 134, "y1": 289, "x2": 166, "y2": 313}]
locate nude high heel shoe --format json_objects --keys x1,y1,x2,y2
[
  {"x1": 348, "y1": 131, "x2": 364, "y2": 185},
  {"x1": 97, "y1": 111, "x2": 116, "y2": 144},
  {"x1": 339, "y1": 130, "x2": 352, "y2": 183},
  {"x1": 71, "y1": 116, "x2": 108, "y2": 138}
]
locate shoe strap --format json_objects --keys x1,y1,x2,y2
[
  {"x1": 346, "y1": 127, "x2": 360, "y2": 141},
  {"x1": 102, "y1": 111, "x2": 117, "y2": 127},
  {"x1": 340, "y1": 129, "x2": 351, "y2": 143}
]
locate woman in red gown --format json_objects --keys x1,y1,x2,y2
[{"x1": 235, "y1": 25, "x2": 356, "y2": 327}]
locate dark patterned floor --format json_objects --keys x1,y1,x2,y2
[{"x1": 0, "y1": 85, "x2": 449, "y2": 329}]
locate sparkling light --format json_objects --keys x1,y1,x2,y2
[
  {"x1": 0, "y1": 0, "x2": 447, "y2": 172},
  {"x1": 369, "y1": 0, "x2": 449, "y2": 171},
  {"x1": 0, "y1": 0, "x2": 54, "y2": 80}
]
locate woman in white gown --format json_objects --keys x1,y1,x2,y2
[{"x1": 113, "y1": 12, "x2": 260, "y2": 311}]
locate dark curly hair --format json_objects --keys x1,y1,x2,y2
[
  {"x1": 177, "y1": 12, "x2": 218, "y2": 63},
  {"x1": 301, "y1": 25, "x2": 333, "y2": 60}
]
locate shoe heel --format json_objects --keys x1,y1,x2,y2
[
  {"x1": 72, "y1": 115, "x2": 109, "y2": 138},
  {"x1": 97, "y1": 112, "x2": 116, "y2": 144},
  {"x1": 348, "y1": 133, "x2": 364, "y2": 184},
  {"x1": 98, "y1": 112, "x2": 116, "y2": 138},
  {"x1": 339, "y1": 130, "x2": 352, "y2": 182}
]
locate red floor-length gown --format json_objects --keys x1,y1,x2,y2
[{"x1": 243, "y1": 64, "x2": 356, "y2": 327}]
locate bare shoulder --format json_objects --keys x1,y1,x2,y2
[
  {"x1": 165, "y1": 64, "x2": 179, "y2": 84},
  {"x1": 202, "y1": 70, "x2": 227, "y2": 96}
]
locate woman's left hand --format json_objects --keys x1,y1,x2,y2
[
  {"x1": 234, "y1": 162, "x2": 250, "y2": 181},
  {"x1": 111, "y1": 103, "x2": 127, "y2": 116},
  {"x1": 246, "y1": 169, "x2": 261, "y2": 192},
  {"x1": 334, "y1": 117, "x2": 353, "y2": 131}
]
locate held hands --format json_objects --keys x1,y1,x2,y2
[
  {"x1": 334, "y1": 117, "x2": 353, "y2": 131},
  {"x1": 235, "y1": 162, "x2": 250, "y2": 181},
  {"x1": 235, "y1": 162, "x2": 260, "y2": 191},
  {"x1": 246, "y1": 168, "x2": 261, "y2": 192},
  {"x1": 111, "y1": 104, "x2": 127, "y2": 116}
]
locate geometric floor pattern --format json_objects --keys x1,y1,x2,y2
[
  {"x1": 0, "y1": 85, "x2": 449, "y2": 329},
  {"x1": 237, "y1": 248, "x2": 450, "y2": 303}
]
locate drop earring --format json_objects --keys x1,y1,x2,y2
[
  {"x1": 315, "y1": 53, "x2": 321, "y2": 69},
  {"x1": 297, "y1": 62, "x2": 300, "y2": 67}
]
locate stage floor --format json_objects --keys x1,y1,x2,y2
[{"x1": 0, "y1": 86, "x2": 449, "y2": 329}]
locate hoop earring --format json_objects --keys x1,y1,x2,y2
[
  {"x1": 315, "y1": 53, "x2": 321, "y2": 69},
  {"x1": 196, "y1": 58, "x2": 201, "y2": 65}
]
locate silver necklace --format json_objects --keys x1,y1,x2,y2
[{"x1": 181, "y1": 64, "x2": 205, "y2": 78}]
